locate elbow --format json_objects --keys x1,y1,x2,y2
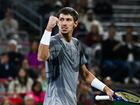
[
  {"x1": 37, "y1": 53, "x2": 48, "y2": 61},
  {"x1": 85, "y1": 72, "x2": 94, "y2": 84},
  {"x1": 37, "y1": 56, "x2": 44, "y2": 61},
  {"x1": 85, "y1": 76, "x2": 91, "y2": 84},
  {"x1": 38, "y1": 44, "x2": 49, "y2": 61}
]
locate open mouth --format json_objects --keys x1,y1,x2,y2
[
  {"x1": 62, "y1": 27, "x2": 68, "y2": 29},
  {"x1": 61, "y1": 28, "x2": 68, "y2": 31}
]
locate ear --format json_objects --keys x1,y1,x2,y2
[{"x1": 74, "y1": 21, "x2": 78, "y2": 28}]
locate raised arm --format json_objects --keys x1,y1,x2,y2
[
  {"x1": 80, "y1": 64, "x2": 114, "y2": 98},
  {"x1": 38, "y1": 16, "x2": 58, "y2": 61}
]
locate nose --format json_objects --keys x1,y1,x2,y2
[{"x1": 61, "y1": 20, "x2": 67, "y2": 26}]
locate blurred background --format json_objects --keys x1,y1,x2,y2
[{"x1": 0, "y1": 0, "x2": 140, "y2": 105}]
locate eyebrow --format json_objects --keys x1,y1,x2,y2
[{"x1": 59, "y1": 17, "x2": 73, "y2": 20}]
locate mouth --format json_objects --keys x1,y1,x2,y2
[
  {"x1": 61, "y1": 27, "x2": 68, "y2": 32},
  {"x1": 62, "y1": 27, "x2": 68, "y2": 29}
]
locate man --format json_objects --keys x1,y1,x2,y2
[
  {"x1": 7, "y1": 39, "x2": 24, "y2": 70},
  {"x1": 0, "y1": 8, "x2": 18, "y2": 39},
  {"x1": 101, "y1": 23, "x2": 129, "y2": 82},
  {"x1": 38, "y1": 7, "x2": 113, "y2": 105},
  {"x1": 0, "y1": 52, "x2": 17, "y2": 79}
]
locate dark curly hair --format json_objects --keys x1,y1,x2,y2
[{"x1": 56, "y1": 7, "x2": 79, "y2": 22}]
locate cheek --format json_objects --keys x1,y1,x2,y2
[{"x1": 69, "y1": 24, "x2": 75, "y2": 29}]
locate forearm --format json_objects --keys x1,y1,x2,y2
[
  {"x1": 89, "y1": 73, "x2": 113, "y2": 94},
  {"x1": 89, "y1": 75, "x2": 114, "y2": 97},
  {"x1": 38, "y1": 44, "x2": 49, "y2": 61},
  {"x1": 37, "y1": 30, "x2": 51, "y2": 61},
  {"x1": 84, "y1": 70, "x2": 96, "y2": 84},
  {"x1": 81, "y1": 65, "x2": 107, "y2": 92},
  {"x1": 38, "y1": 16, "x2": 58, "y2": 61},
  {"x1": 86, "y1": 71, "x2": 106, "y2": 92}
]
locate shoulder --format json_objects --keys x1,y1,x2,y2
[
  {"x1": 9, "y1": 79, "x2": 19, "y2": 85},
  {"x1": 11, "y1": 19, "x2": 18, "y2": 24},
  {"x1": 28, "y1": 78, "x2": 33, "y2": 83},
  {"x1": 72, "y1": 37, "x2": 81, "y2": 46},
  {"x1": 72, "y1": 37, "x2": 79, "y2": 41},
  {"x1": 49, "y1": 35, "x2": 60, "y2": 48},
  {"x1": 50, "y1": 34, "x2": 59, "y2": 43},
  {"x1": 72, "y1": 37, "x2": 79, "y2": 43},
  {"x1": 0, "y1": 20, "x2": 2, "y2": 25},
  {"x1": 0, "y1": 20, "x2": 4, "y2": 26}
]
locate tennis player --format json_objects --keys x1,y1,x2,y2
[{"x1": 38, "y1": 7, "x2": 114, "y2": 105}]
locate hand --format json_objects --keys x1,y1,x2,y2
[
  {"x1": 46, "y1": 16, "x2": 58, "y2": 31},
  {"x1": 104, "y1": 86, "x2": 114, "y2": 100}
]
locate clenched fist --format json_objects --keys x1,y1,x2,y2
[{"x1": 46, "y1": 16, "x2": 59, "y2": 31}]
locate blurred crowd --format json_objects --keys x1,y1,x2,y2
[{"x1": 0, "y1": 0, "x2": 140, "y2": 105}]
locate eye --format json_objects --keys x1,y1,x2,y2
[
  {"x1": 59, "y1": 18, "x2": 64, "y2": 21},
  {"x1": 66, "y1": 18, "x2": 72, "y2": 21}
]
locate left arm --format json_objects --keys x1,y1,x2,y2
[
  {"x1": 80, "y1": 64, "x2": 96, "y2": 84},
  {"x1": 80, "y1": 64, "x2": 114, "y2": 97}
]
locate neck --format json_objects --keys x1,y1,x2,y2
[{"x1": 59, "y1": 32, "x2": 73, "y2": 42}]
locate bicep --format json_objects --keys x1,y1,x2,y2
[
  {"x1": 80, "y1": 64, "x2": 96, "y2": 84},
  {"x1": 80, "y1": 64, "x2": 89, "y2": 77}
]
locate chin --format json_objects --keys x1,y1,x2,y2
[{"x1": 61, "y1": 31, "x2": 68, "y2": 35}]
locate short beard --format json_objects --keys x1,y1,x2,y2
[
  {"x1": 60, "y1": 32, "x2": 68, "y2": 36},
  {"x1": 60, "y1": 32, "x2": 70, "y2": 42},
  {"x1": 62, "y1": 33, "x2": 68, "y2": 36}
]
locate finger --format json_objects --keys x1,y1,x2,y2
[
  {"x1": 53, "y1": 16, "x2": 58, "y2": 25},
  {"x1": 109, "y1": 95, "x2": 114, "y2": 101}
]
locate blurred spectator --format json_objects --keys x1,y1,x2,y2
[
  {"x1": 73, "y1": 1, "x2": 88, "y2": 38},
  {"x1": 77, "y1": 80, "x2": 94, "y2": 105},
  {"x1": 133, "y1": 44, "x2": 140, "y2": 80},
  {"x1": 37, "y1": 0, "x2": 54, "y2": 17},
  {"x1": 8, "y1": 94, "x2": 23, "y2": 105},
  {"x1": 77, "y1": 0, "x2": 88, "y2": 12},
  {"x1": 22, "y1": 58, "x2": 38, "y2": 79},
  {"x1": 54, "y1": 1, "x2": 63, "y2": 13},
  {"x1": 82, "y1": 9, "x2": 104, "y2": 35},
  {"x1": 123, "y1": 26, "x2": 136, "y2": 54},
  {"x1": 0, "y1": 8, "x2": 18, "y2": 40},
  {"x1": 0, "y1": 0, "x2": 12, "y2": 19},
  {"x1": 8, "y1": 68, "x2": 33, "y2": 97},
  {"x1": 24, "y1": 94, "x2": 35, "y2": 105},
  {"x1": 94, "y1": 1, "x2": 113, "y2": 21},
  {"x1": 26, "y1": 81, "x2": 45, "y2": 105},
  {"x1": 101, "y1": 24, "x2": 120, "y2": 60},
  {"x1": 74, "y1": 2, "x2": 86, "y2": 22},
  {"x1": 7, "y1": 39, "x2": 24, "y2": 70},
  {"x1": 37, "y1": 67, "x2": 48, "y2": 92},
  {"x1": 0, "y1": 79, "x2": 9, "y2": 96},
  {"x1": 0, "y1": 82, "x2": 6, "y2": 93},
  {"x1": 27, "y1": 41, "x2": 43, "y2": 71},
  {"x1": 73, "y1": 22, "x2": 87, "y2": 39},
  {"x1": 122, "y1": 27, "x2": 140, "y2": 85},
  {"x1": 38, "y1": 0, "x2": 60, "y2": 35},
  {"x1": 82, "y1": 21, "x2": 102, "y2": 69},
  {"x1": 83, "y1": 22, "x2": 102, "y2": 47},
  {"x1": 1, "y1": 97, "x2": 13, "y2": 105},
  {"x1": 101, "y1": 23, "x2": 128, "y2": 82},
  {"x1": 60, "y1": 0, "x2": 72, "y2": 7},
  {"x1": 0, "y1": 52, "x2": 17, "y2": 79},
  {"x1": 122, "y1": 25, "x2": 138, "y2": 42}
]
